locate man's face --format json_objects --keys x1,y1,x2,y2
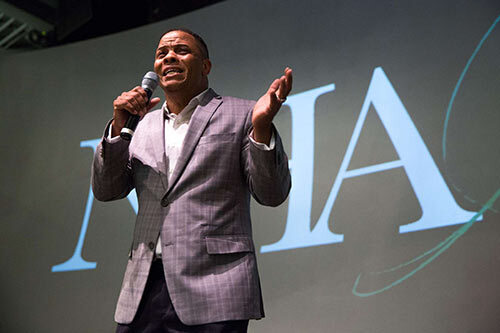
[{"x1": 154, "y1": 30, "x2": 211, "y2": 94}]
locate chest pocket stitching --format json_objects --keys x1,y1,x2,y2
[{"x1": 198, "y1": 132, "x2": 236, "y2": 145}]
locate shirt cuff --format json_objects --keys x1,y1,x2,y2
[
  {"x1": 249, "y1": 129, "x2": 275, "y2": 151},
  {"x1": 106, "y1": 123, "x2": 121, "y2": 143}
]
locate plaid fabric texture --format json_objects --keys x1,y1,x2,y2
[{"x1": 92, "y1": 89, "x2": 291, "y2": 325}]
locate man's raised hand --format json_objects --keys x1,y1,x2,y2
[{"x1": 252, "y1": 67, "x2": 293, "y2": 145}]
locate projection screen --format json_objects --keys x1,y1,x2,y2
[{"x1": 1, "y1": 0, "x2": 499, "y2": 332}]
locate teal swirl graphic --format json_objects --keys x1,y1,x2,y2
[{"x1": 353, "y1": 14, "x2": 500, "y2": 297}]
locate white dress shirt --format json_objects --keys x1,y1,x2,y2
[{"x1": 107, "y1": 89, "x2": 275, "y2": 256}]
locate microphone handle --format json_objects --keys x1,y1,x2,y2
[{"x1": 120, "y1": 89, "x2": 153, "y2": 141}]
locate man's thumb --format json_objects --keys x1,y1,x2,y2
[{"x1": 147, "y1": 97, "x2": 161, "y2": 110}]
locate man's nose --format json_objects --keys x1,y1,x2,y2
[{"x1": 164, "y1": 51, "x2": 178, "y2": 63}]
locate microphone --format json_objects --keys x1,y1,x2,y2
[{"x1": 120, "y1": 71, "x2": 159, "y2": 140}]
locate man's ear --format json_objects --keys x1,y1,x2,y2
[{"x1": 202, "y1": 59, "x2": 212, "y2": 76}]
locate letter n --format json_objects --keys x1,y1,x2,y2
[{"x1": 51, "y1": 139, "x2": 139, "y2": 272}]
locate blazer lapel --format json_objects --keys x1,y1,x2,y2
[{"x1": 164, "y1": 89, "x2": 222, "y2": 197}]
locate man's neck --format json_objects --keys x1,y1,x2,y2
[{"x1": 165, "y1": 86, "x2": 207, "y2": 115}]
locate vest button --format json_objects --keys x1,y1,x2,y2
[{"x1": 148, "y1": 242, "x2": 155, "y2": 250}]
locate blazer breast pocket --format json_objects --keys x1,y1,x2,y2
[{"x1": 198, "y1": 132, "x2": 236, "y2": 145}]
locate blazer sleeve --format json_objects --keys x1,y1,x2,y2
[
  {"x1": 241, "y1": 106, "x2": 292, "y2": 207},
  {"x1": 91, "y1": 120, "x2": 134, "y2": 202}
]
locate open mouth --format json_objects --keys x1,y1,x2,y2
[{"x1": 163, "y1": 68, "x2": 183, "y2": 76}]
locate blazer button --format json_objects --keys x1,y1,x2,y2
[
  {"x1": 148, "y1": 242, "x2": 155, "y2": 250},
  {"x1": 161, "y1": 198, "x2": 169, "y2": 207}
]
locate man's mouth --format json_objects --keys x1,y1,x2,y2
[{"x1": 163, "y1": 68, "x2": 183, "y2": 76}]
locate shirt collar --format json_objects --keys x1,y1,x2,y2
[{"x1": 162, "y1": 88, "x2": 210, "y2": 124}]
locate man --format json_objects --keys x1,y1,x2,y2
[{"x1": 92, "y1": 28, "x2": 292, "y2": 332}]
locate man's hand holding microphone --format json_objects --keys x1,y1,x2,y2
[{"x1": 111, "y1": 72, "x2": 161, "y2": 139}]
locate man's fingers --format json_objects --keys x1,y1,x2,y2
[
  {"x1": 147, "y1": 97, "x2": 161, "y2": 111},
  {"x1": 114, "y1": 88, "x2": 151, "y2": 116},
  {"x1": 132, "y1": 86, "x2": 148, "y2": 99},
  {"x1": 114, "y1": 96, "x2": 140, "y2": 115},
  {"x1": 130, "y1": 87, "x2": 147, "y2": 114},
  {"x1": 130, "y1": 94, "x2": 145, "y2": 113},
  {"x1": 268, "y1": 68, "x2": 293, "y2": 104},
  {"x1": 280, "y1": 67, "x2": 292, "y2": 97},
  {"x1": 127, "y1": 96, "x2": 142, "y2": 114},
  {"x1": 113, "y1": 98, "x2": 130, "y2": 112},
  {"x1": 267, "y1": 78, "x2": 281, "y2": 95},
  {"x1": 120, "y1": 100, "x2": 138, "y2": 115},
  {"x1": 276, "y1": 76, "x2": 287, "y2": 100},
  {"x1": 284, "y1": 67, "x2": 293, "y2": 95},
  {"x1": 133, "y1": 91, "x2": 148, "y2": 106}
]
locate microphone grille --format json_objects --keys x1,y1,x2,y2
[{"x1": 142, "y1": 71, "x2": 159, "y2": 91}]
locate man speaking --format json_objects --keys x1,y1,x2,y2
[{"x1": 92, "y1": 28, "x2": 292, "y2": 332}]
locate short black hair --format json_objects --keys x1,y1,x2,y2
[{"x1": 161, "y1": 28, "x2": 209, "y2": 59}]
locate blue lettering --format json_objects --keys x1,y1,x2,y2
[
  {"x1": 261, "y1": 84, "x2": 344, "y2": 253},
  {"x1": 51, "y1": 139, "x2": 138, "y2": 272},
  {"x1": 261, "y1": 67, "x2": 481, "y2": 254}
]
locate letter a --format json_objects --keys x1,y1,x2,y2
[{"x1": 318, "y1": 67, "x2": 480, "y2": 238}]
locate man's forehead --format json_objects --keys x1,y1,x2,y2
[{"x1": 158, "y1": 31, "x2": 195, "y2": 47}]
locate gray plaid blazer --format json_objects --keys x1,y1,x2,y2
[{"x1": 92, "y1": 89, "x2": 291, "y2": 325}]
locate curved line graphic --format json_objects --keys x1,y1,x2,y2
[
  {"x1": 443, "y1": 15, "x2": 500, "y2": 160},
  {"x1": 353, "y1": 14, "x2": 500, "y2": 297},
  {"x1": 442, "y1": 14, "x2": 500, "y2": 213},
  {"x1": 353, "y1": 189, "x2": 499, "y2": 297}
]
